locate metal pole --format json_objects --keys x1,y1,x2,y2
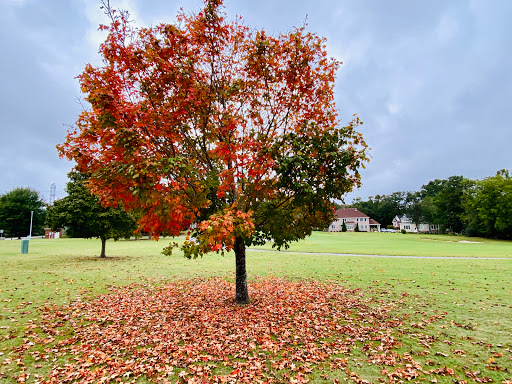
[{"x1": 29, "y1": 211, "x2": 33, "y2": 239}]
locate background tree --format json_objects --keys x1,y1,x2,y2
[
  {"x1": 0, "y1": 188, "x2": 46, "y2": 238},
  {"x1": 351, "y1": 192, "x2": 406, "y2": 227},
  {"x1": 419, "y1": 195, "x2": 436, "y2": 229},
  {"x1": 463, "y1": 170, "x2": 512, "y2": 240},
  {"x1": 350, "y1": 196, "x2": 380, "y2": 223},
  {"x1": 58, "y1": 0, "x2": 368, "y2": 303},
  {"x1": 46, "y1": 172, "x2": 137, "y2": 258},
  {"x1": 421, "y1": 176, "x2": 472, "y2": 233},
  {"x1": 331, "y1": 201, "x2": 345, "y2": 210},
  {"x1": 404, "y1": 191, "x2": 425, "y2": 230}
]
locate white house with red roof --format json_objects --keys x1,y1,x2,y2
[{"x1": 328, "y1": 208, "x2": 381, "y2": 232}]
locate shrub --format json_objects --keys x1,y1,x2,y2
[{"x1": 401, "y1": 229, "x2": 407, "y2": 234}]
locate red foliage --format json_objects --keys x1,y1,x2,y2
[{"x1": 57, "y1": 0, "x2": 368, "y2": 256}]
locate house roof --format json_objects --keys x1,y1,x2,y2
[
  {"x1": 393, "y1": 214, "x2": 410, "y2": 223},
  {"x1": 335, "y1": 208, "x2": 369, "y2": 219},
  {"x1": 369, "y1": 219, "x2": 381, "y2": 225}
]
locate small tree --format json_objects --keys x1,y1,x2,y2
[
  {"x1": 58, "y1": 0, "x2": 368, "y2": 303},
  {"x1": 341, "y1": 222, "x2": 347, "y2": 232},
  {"x1": 0, "y1": 188, "x2": 46, "y2": 238},
  {"x1": 47, "y1": 172, "x2": 137, "y2": 258},
  {"x1": 354, "y1": 223, "x2": 360, "y2": 232}
]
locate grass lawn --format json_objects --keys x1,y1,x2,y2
[
  {"x1": 251, "y1": 231, "x2": 512, "y2": 258},
  {"x1": 0, "y1": 234, "x2": 511, "y2": 383}
]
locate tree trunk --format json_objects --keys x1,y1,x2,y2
[
  {"x1": 234, "y1": 236, "x2": 250, "y2": 304},
  {"x1": 100, "y1": 237, "x2": 107, "y2": 258}
]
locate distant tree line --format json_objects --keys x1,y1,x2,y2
[
  {"x1": 0, "y1": 172, "x2": 137, "y2": 257},
  {"x1": 347, "y1": 170, "x2": 512, "y2": 240},
  {"x1": 2, "y1": 170, "x2": 510, "y2": 243}
]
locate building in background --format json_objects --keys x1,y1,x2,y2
[
  {"x1": 392, "y1": 215, "x2": 440, "y2": 233},
  {"x1": 328, "y1": 208, "x2": 381, "y2": 232}
]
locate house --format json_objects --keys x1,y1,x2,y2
[
  {"x1": 392, "y1": 215, "x2": 411, "y2": 230},
  {"x1": 369, "y1": 219, "x2": 382, "y2": 232},
  {"x1": 328, "y1": 208, "x2": 381, "y2": 232},
  {"x1": 44, "y1": 228, "x2": 65, "y2": 239},
  {"x1": 392, "y1": 215, "x2": 440, "y2": 233}
]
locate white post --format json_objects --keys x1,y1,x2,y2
[{"x1": 28, "y1": 211, "x2": 33, "y2": 239}]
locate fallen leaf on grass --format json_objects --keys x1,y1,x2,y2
[
  {"x1": 465, "y1": 370, "x2": 495, "y2": 383},
  {"x1": 14, "y1": 277, "x2": 453, "y2": 383},
  {"x1": 430, "y1": 366, "x2": 454, "y2": 375}
]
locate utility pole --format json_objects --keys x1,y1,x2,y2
[{"x1": 28, "y1": 210, "x2": 33, "y2": 238}]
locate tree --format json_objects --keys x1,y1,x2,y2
[
  {"x1": 58, "y1": 0, "x2": 368, "y2": 303},
  {"x1": 351, "y1": 196, "x2": 379, "y2": 222},
  {"x1": 332, "y1": 201, "x2": 344, "y2": 210},
  {"x1": 421, "y1": 176, "x2": 472, "y2": 233},
  {"x1": 463, "y1": 170, "x2": 512, "y2": 240},
  {"x1": 405, "y1": 191, "x2": 424, "y2": 231},
  {"x1": 46, "y1": 172, "x2": 137, "y2": 258},
  {"x1": 341, "y1": 222, "x2": 347, "y2": 232},
  {"x1": 419, "y1": 195, "x2": 436, "y2": 229},
  {"x1": 0, "y1": 188, "x2": 46, "y2": 238},
  {"x1": 351, "y1": 192, "x2": 406, "y2": 227}
]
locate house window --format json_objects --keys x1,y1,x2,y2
[{"x1": 331, "y1": 225, "x2": 335, "y2": 229}]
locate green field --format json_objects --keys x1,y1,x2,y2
[
  {"x1": 0, "y1": 233, "x2": 511, "y2": 383},
  {"x1": 252, "y1": 231, "x2": 512, "y2": 258}
]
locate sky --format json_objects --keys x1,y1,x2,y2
[{"x1": 1, "y1": 0, "x2": 511, "y2": 203}]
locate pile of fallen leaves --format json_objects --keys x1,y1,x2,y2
[{"x1": 14, "y1": 278, "x2": 459, "y2": 383}]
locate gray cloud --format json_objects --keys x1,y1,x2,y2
[{"x1": 1, "y1": 0, "x2": 510, "y2": 203}]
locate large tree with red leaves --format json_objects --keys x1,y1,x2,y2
[{"x1": 59, "y1": 0, "x2": 368, "y2": 304}]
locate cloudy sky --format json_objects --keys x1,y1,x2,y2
[{"x1": 1, "y1": 0, "x2": 511, "y2": 203}]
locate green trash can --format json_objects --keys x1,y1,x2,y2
[{"x1": 21, "y1": 239, "x2": 29, "y2": 254}]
